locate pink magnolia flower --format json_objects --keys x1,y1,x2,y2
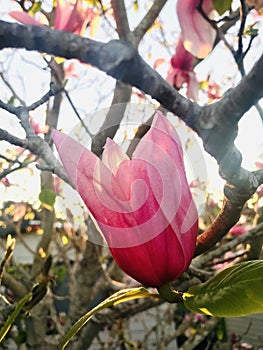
[
  {"x1": 256, "y1": 185, "x2": 263, "y2": 198},
  {"x1": 63, "y1": 61, "x2": 79, "y2": 78},
  {"x1": 246, "y1": 0, "x2": 263, "y2": 10},
  {"x1": 53, "y1": 175, "x2": 62, "y2": 195},
  {"x1": 177, "y1": 0, "x2": 216, "y2": 58},
  {"x1": 54, "y1": 0, "x2": 94, "y2": 35},
  {"x1": 10, "y1": 0, "x2": 94, "y2": 35},
  {"x1": 212, "y1": 251, "x2": 236, "y2": 271},
  {"x1": 229, "y1": 224, "x2": 251, "y2": 236},
  {"x1": 167, "y1": 38, "x2": 198, "y2": 100},
  {"x1": 0, "y1": 177, "x2": 11, "y2": 187},
  {"x1": 30, "y1": 117, "x2": 49, "y2": 135},
  {"x1": 255, "y1": 161, "x2": 263, "y2": 169},
  {"x1": 205, "y1": 82, "x2": 222, "y2": 101},
  {"x1": 52, "y1": 112, "x2": 198, "y2": 287}
]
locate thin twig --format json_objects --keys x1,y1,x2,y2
[
  {"x1": 133, "y1": 0, "x2": 168, "y2": 46},
  {"x1": 194, "y1": 222, "x2": 263, "y2": 267},
  {"x1": 0, "y1": 71, "x2": 26, "y2": 106},
  {"x1": 0, "y1": 158, "x2": 36, "y2": 180},
  {"x1": 62, "y1": 88, "x2": 93, "y2": 136},
  {"x1": 0, "y1": 236, "x2": 16, "y2": 285},
  {"x1": 43, "y1": 56, "x2": 92, "y2": 135},
  {"x1": 234, "y1": 0, "x2": 248, "y2": 75}
]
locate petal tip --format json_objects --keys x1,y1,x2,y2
[{"x1": 51, "y1": 129, "x2": 66, "y2": 149}]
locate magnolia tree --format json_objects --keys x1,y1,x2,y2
[{"x1": 0, "y1": 0, "x2": 263, "y2": 349}]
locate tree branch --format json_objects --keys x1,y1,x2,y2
[
  {"x1": 111, "y1": 0, "x2": 131, "y2": 40},
  {"x1": 0, "y1": 20, "x2": 200, "y2": 129},
  {"x1": 133, "y1": 0, "x2": 168, "y2": 46},
  {"x1": 194, "y1": 222, "x2": 263, "y2": 266},
  {"x1": 91, "y1": 2, "x2": 133, "y2": 156},
  {"x1": 91, "y1": 81, "x2": 132, "y2": 156},
  {"x1": 2, "y1": 272, "x2": 28, "y2": 298},
  {"x1": 1, "y1": 21, "x2": 262, "y2": 146},
  {"x1": 1, "y1": 20, "x2": 263, "y2": 255},
  {"x1": 0, "y1": 127, "x2": 69, "y2": 185},
  {"x1": 91, "y1": 0, "x2": 169, "y2": 157},
  {"x1": 195, "y1": 166, "x2": 263, "y2": 256}
]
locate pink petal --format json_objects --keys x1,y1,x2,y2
[
  {"x1": 177, "y1": 0, "x2": 216, "y2": 58},
  {"x1": 103, "y1": 145, "x2": 170, "y2": 248},
  {"x1": 153, "y1": 58, "x2": 167, "y2": 69},
  {"x1": 102, "y1": 138, "x2": 129, "y2": 175},
  {"x1": 65, "y1": 0, "x2": 88, "y2": 34},
  {"x1": 255, "y1": 161, "x2": 263, "y2": 169},
  {"x1": 55, "y1": 0, "x2": 90, "y2": 34},
  {"x1": 133, "y1": 113, "x2": 198, "y2": 255},
  {"x1": 173, "y1": 69, "x2": 188, "y2": 89},
  {"x1": 63, "y1": 60, "x2": 79, "y2": 78},
  {"x1": 30, "y1": 117, "x2": 49, "y2": 134},
  {"x1": 110, "y1": 226, "x2": 187, "y2": 286},
  {"x1": 167, "y1": 38, "x2": 198, "y2": 100},
  {"x1": 55, "y1": 0, "x2": 72, "y2": 31},
  {"x1": 52, "y1": 130, "x2": 150, "y2": 248},
  {"x1": 110, "y1": 120, "x2": 198, "y2": 285},
  {"x1": 9, "y1": 11, "x2": 42, "y2": 26},
  {"x1": 171, "y1": 38, "x2": 195, "y2": 71}
]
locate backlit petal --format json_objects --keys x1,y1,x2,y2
[
  {"x1": 177, "y1": 0, "x2": 216, "y2": 58},
  {"x1": 52, "y1": 111, "x2": 198, "y2": 287}
]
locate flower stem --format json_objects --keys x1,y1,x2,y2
[{"x1": 157, "y1": 283, "x2": 183, "y2": 303}]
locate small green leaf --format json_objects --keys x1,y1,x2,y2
[
  {"x1": 39, "y1": 189, "x2": 56, "y2": 209},
  {"x1": 7, "y1": 96, "x2": 16, "y2": 106},
  {"x1": 243, "y1": 24, "x2": 258, "y2": 38},
  {"x1": 183, "y1": 260, "x2": 263, "y2": 317},
  {"x1": 212, "y1": 0, "x2": 232, "y2": 15},
  {"x1": 133, "y1": 0, "x2": 139, "y2": 11},
  {"x1": 29, "y1": 2, "x2": 42, "y2": 16},
  {"x1": 84, "y1": 0, "x2": 99, "y2": 6},
  {"x1": 59, "y1": 287, "x2": 157, "y2": 349}
]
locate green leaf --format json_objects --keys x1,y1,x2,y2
[
  {"x1": 0, "y1": 292, "x2": 32, "y2": 343},
  {"x1": 39, "y1": 189, "x2": 56, "y2": 209},
  {"x1": 59, "y1": 287, "x2": 157, "y2": 349},
  {"x1": 212, "y1": 0, "x2": 232, "y2": 15},
  {"x1": 183, "y1": 260, "x2": 263, "y2": 317}
]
